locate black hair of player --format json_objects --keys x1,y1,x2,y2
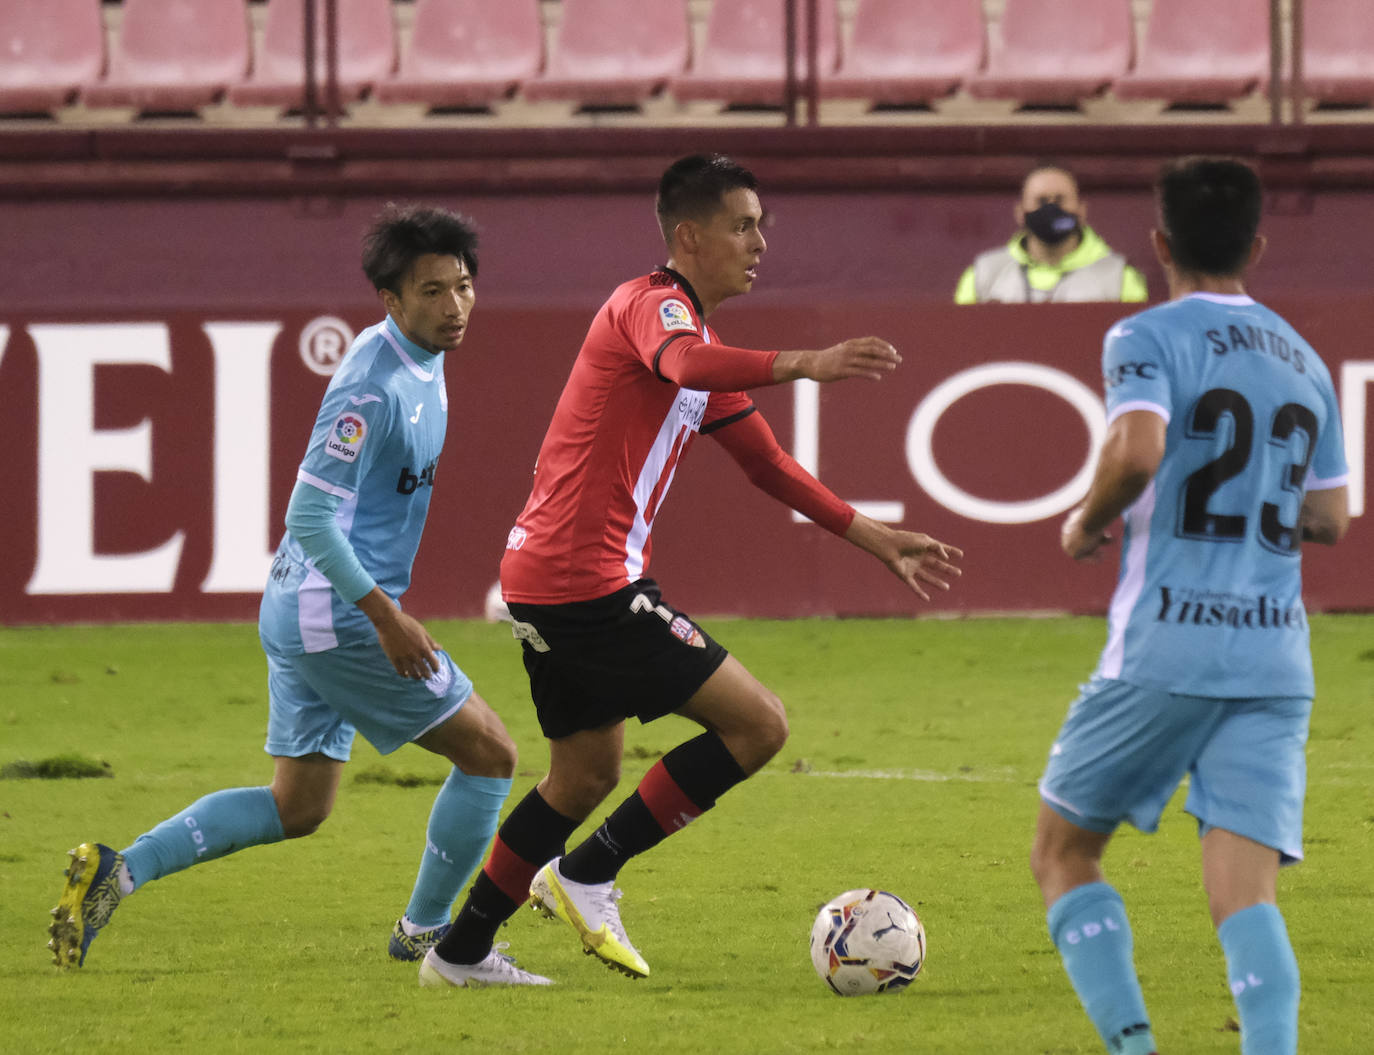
[
  {"x1": 361, "y1": 204, "x2": 480, "y2": 294},
  {"x1": 1156, "y1": 157, "x2": 1262, "y2": 277},
  {"x1": 656, "y1": 154, "x2": 759, "y2": 243}
]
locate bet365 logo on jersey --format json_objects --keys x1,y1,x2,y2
[{"x1": 396, "y1": 458, "x2": 439, "y2": 495}]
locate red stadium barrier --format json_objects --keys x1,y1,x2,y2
[{"x1": 1, "y1": 300, "x2": 1369, "y2": 624}]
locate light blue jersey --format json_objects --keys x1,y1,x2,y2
[
  {"x1": 260, "y1": 316, "x2": 448, "y2": 654},
  {"x1": 1095, "y1": 292, "x2": 1348, "y2": 698}
]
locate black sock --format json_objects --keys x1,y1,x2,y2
[
  {"x1": 561, "y1": 731, "x2": 747, "y2": 885},
  {"x1": 435, "y1": 788, "x2": 578, "y2": 965}
]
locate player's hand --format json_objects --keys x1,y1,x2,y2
[
  {"x1": 374, "y1": 609, "x2": 443, "y2": 680},
  {"x1": 881, "y1": 530, "x2": 964, "y2": 601},
  {"x1": 847, "y1": 515, "x2": 962, "y2": 601},
  {"x1": 794, "y1": 338, "x2": 902, "y2": 383},
  {"x1": 1060, "y1": 505, "x2": 1113, "y2": 561},
  {"x1": 357, "y1": 587, "x2": 443, "y2": 679}
]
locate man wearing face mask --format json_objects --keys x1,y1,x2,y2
[{"x1": 955, "y1": 164, "x2": 1148, "y2": 304}]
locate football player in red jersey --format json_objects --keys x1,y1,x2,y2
[{"x1": 420, "y1": 155, "x2": 962, "y2": 988}]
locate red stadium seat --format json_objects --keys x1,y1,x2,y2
[
  {"x1": 228, "y1": 0, "x2": 396, "y2": 109},
  {"x1": 822, "y1": 0, "x2": 985, "y2": 106},
  {"x1": 0, "y1": 0, "x2": 104, "y2": 115},
  {"x1": 373, "y1": 0, "x2": 542, "y2": 109},
  {"x1": 82, "y1": 0, "x2": 251, "y2": 112},
  {"x1": 1113, "y1": 0, "x2": 1269, "y2": 105},
  {"x1": 967, "y1": 0, "x2": 1132, "y2": 106},
  {"x1": 671, "y1": 0, "x2": 839, "y2": 108},
  {"x1": 521, "y1": 0, "x2": 688, "y2": 106},
  {"x1": 1302, "y1": 0, "x2": 1374, "y2": 106}
]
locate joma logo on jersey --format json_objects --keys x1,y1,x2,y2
[
  {"x1": 1155, "y1": 586, "x2": 1305, "y2": 630},
  {"x1": 396, "y1": 458, "x2": 438, "y2": 495}
]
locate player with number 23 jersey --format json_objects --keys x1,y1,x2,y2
[{"x1": 1095, "y1": 293, "x2": 1347, "y2": 699}]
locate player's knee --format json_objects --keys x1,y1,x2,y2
[
  {"x1": 754, "y1": 693, "x2": 789, "y2": 760},
  {"x1": 491, "y1": 732, "x2": 518, "y2": 779},
  {"x1": 463, "y1": 724, "x2": 518, "y2": 780},
  {"x1": 1029, "y1": 827, "x2": 1074, "y2": 886},
  {"x1": 541, "y1": 757, "x2": 621, "y2": 820},
  {"x1": 733, "y1": 690, "x2": 788, "y2": 772},
  {"x1": 583, "y1": 760, "x2": 622, "y2": 804},
  {"x1": 279, "y1": 802, "x2": 332, "y2": 839}
]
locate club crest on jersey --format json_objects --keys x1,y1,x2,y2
[
  {"x1": 325, "y1": 412, "x2": 367, "y2": 462},
  {"x1": 669, "y1": 614, "x2": 706, "y2": 648},
  {"x1": 659, "y1": 298, "x2": 696, "y2": 333}
]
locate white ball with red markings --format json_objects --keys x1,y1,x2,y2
[{"x1": 809, "y1": 888, "x2": 926, "y2": 996}]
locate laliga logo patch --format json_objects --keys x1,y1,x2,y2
[
  {"x1": 506, "y1": 525, "x2": 528, "y2": 551},
  {"x1": 659, "y1": 298, "x2": 696, "y2": 333},
  {"x1": 669, "y1": 614, "x2": 706, "y2": 648},
  {"x1": 325, "y1": 412, "x2": 367, "y2": 462}
]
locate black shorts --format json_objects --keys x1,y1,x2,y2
[{"x1": 506, "y1": 579, "x2": 729, "y2": 740}]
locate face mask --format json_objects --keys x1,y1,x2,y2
[{"x1": 1023, "y1": 202, "x2": 1079, "y2": 246}]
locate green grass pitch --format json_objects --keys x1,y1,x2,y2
[{"x1": 2, "y1": 616, "x2": 1372, "y2": 1053}]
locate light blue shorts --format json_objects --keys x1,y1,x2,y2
[
  {"x1": 263, "y1": 640, "x2": 473, "y2": 761},
  {"x1": 1038, "y1": 677, "x2": 1310, "y2": 863}
]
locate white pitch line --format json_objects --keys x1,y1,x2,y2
[{"x1": 766, "y1": 767, "x2": 1019, "y2": 783}]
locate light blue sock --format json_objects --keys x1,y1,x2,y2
[
  {"x1": 1048, "y1": 882, "x2": 1158, "y2": 1055},
  {"x1": 121, "y1": 786, "x2": 285, "y2": 890},
  {"x1": 403, "y1": 768, "x2": 512, "y2": 929},
  {"x1": 1218, "y1": 903, "x2": 1299, "y2": 1055}
]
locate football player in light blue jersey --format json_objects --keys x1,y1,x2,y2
[
  {"x1": 50, "y1": 206, "x2": 534, "y2": 986},
  {"x1": 1031, "y1": 159, "x2": 1350, "y2": 1055}
]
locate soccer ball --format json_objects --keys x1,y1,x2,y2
[{"x1": 809, "y1": 888, "x2": 926, "y2": 996}]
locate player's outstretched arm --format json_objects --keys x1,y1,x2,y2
[
  {"x1": 844, "y1": 512, "x2": 963, "y2": 602},
  {"x1": 711, "y1": 410, "x2": 959, "y2": 598},
  {"x1": 356, "y1": 587, "x2": 442, "y2": 680},
  {"x1": 772, "y1": 337, "x2": 901, "y2": 383}
]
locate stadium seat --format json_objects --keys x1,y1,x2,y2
[
  {"x1": 966, "y1": 0, "x2": 1132, "y2": 106},
  {"x1": 81, "y1": 0, "x2": 251, "y2": 112},
  {"x1": 0, "y1": 0, "x2": 104, "y2": 115},
  {"x1": 228, "y1": 0, "x2": 396, "y2": 109},
  {"x1": 1113, "y1": 0, "x2": 1269, "y2": 105},
  {"x1": 1302, "y1": 0, "x2": 1374, "y2": 106},
  {"x1": 373, "y1": 0, "x2": 542, "y2": 109},
  {"x1": 521, "y1": 0, "x2": 688, "y2": 107},
  {"x1": 822, "y1": 0, "x2": 985, "y2": 106},
  {"x1": 671, "y1": 0, "x2": 839, "y2": 108}
]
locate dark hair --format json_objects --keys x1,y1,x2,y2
[
  {"x1": 655, "y1": 154, "x2": 759, "y2": 243},
  {"x1": 1156, "y1": 157, "x2": 1262, "y2": 277},
  {"x1": 361, "y1": 204, "x2": 479, "y2": 293}
]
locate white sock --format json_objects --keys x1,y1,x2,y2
[{"x1": 400, "y1": 916, "x2": 433, "y2": 937}]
